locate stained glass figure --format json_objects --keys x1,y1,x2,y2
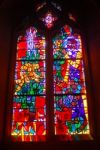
[
  {"x1": 53, "y1": 25, "x2": 90, "y2": 136},
  {"x1": 11, "y1": 27, "x2": 46, "y2": 141},
  {"x1": 42, "y1": 12, "x2": 57, "y2": 28}
]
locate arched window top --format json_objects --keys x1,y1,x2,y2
[
  {"x1": 53, "y1": 25, "x2": 82, "y2": 60},
  {"x1": 17, "y1": 26, "x2": 46, "y2": 61}
]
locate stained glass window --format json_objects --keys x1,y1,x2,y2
[
  {"x1": 42, "y1": 12, "x2": 57, "y2": 29},
  {"x1": 11, "y1": 23, "x2": 90, "y2": 142},
  {"x1": 53, "y1": 25, "x2": 90, "y2": 137},
  {"x1": 11, "y1": 27, "x2": 46, "y2": 141}
]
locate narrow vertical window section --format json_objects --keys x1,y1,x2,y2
[
  {"x1": 53, "y1": 25, "x2": 90, "y2": 139},
  {"x1": 11, "y1": 27, "x2": 46, "y2": 141}
]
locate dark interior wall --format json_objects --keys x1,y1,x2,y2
[
  {"x1": 86, "y1": 9, "x2": 100, "y2": 141},
  {"x1": 0, "y1": 9, "x2": 12, "y2": 140}
]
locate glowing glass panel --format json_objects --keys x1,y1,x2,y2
[
  {"x1": 11, "y1": 27, "x2": 46, "y2": 141},
  {"x1": 42, "y1": 12, "x2": 57, "y2": 29},
  {"x1": 53, "y1": 25, "x2": 90, "y2": 136}
]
